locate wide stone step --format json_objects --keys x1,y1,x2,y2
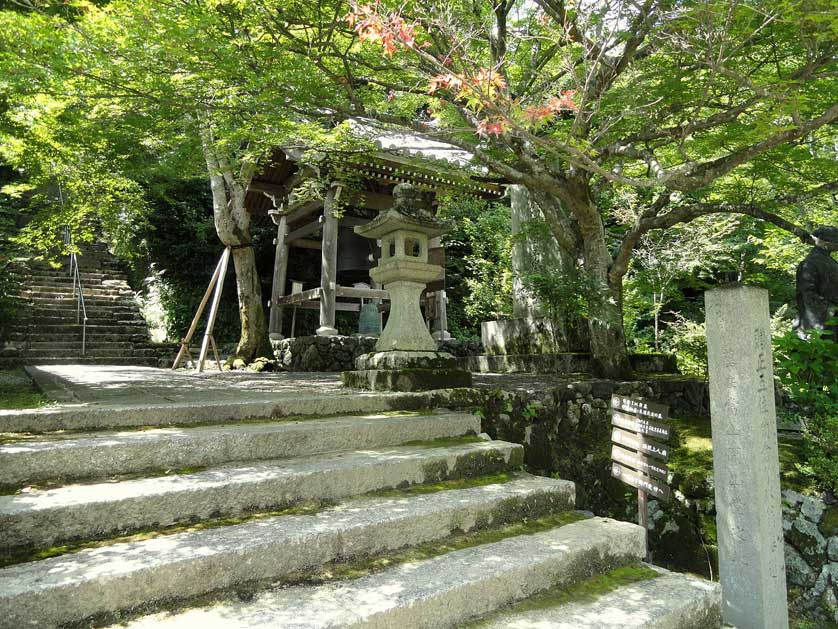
[
  {"x1": 108, "y1": 517, "x2": 641, "y2": 629},
  {"x1": 28, "y1": 323, "x2": 148, "y2": 335},
  {"x1": 16, "y1": 332, "x2": 144, "y2": 343},
  {"x1": 24, "y1": 285, "x2": 130, "y2": 297},
  {"x1": 23, "y1": 348, "x2": 152, "y2": 358},
  {"x1": 30, "y1": 316, "x2": 145, "y2": 326},
  {"x1": 0, "y1": 475, "x2": 576, "y2": 629},
  {"x1": 0, "y1": 389, "x2": 473, "y2": 433},
  {"x1": 9, "y1": 357, "x2": 160, "y2": 367},
  {"x1": 27, "y1": 340, "x2": 134, "y2": 351},
  {"x1": 475, "y1": 564, "x2": 721, "y2": 628},
  {"x1": 1, "y1": 440, "x2": 524, "y2": 548},
  {"x1": 0, "y1": 410, "x2": 481, "y2": 485}
]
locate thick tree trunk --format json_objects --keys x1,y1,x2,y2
[
  {"x1": 563, "y1": 178, "x2": 634, "y2": 379},
  {"x1": 199, "y1": 120, "x2": 270, "y2": 364},
  {"x1": 231, "y1": 245, "x2": 271, "y2": 360}
]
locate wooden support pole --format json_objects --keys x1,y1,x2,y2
[
  {"x1": 317, "y1": 184, "x2": 341, "y2": 336},
  {"x1": 197, "y1": 246, "x2": 231, "y2": 373},
  {"x1": 172, "y1": 250, "x2": 225, "y2": 370},
  {"x1": 269, "y1": 214, "x2": 289, "y2": 340}
]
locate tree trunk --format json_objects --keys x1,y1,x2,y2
[
  {"x1": 564, "y1": 178, "x2": 634, "y2": 379},
  {"x1": 199, "y1": 119, "x2": 270, "y2": 364},
  {"x1": 231, "y1": 245, "x2": 272, "y2": 360}
]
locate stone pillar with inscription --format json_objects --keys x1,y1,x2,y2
[{"x1": 705, "y1": 285, "x2": 788, "y2": 629}]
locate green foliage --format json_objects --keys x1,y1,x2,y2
[
  {"x1": 439, "y1": 195, "x2": 513, "y2": 339},
  {"x1": 774, "y1": 326, "x2": 838, "y2": 494}
]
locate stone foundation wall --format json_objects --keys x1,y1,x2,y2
[
  {"x1": 272, "y1": 336, "x2": 483, "y2": 372},
  {"x1": 463, "y1": 377, "x2": 834, "y2": 622},
  {"x1": 272, "y1": 336, "x2": 379, "y2": 372}
]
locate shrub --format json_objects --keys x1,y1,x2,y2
[{"x1": 773, "y1": 326, "x2": 838, "y2": 495}]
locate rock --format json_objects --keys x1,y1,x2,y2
[
  {"x1": 301, "y1": 345, "x2": 323, "y2": 371},
  {"x1": 829, "y1": 537, "x2": 838, "y2": 562},
  {"x1": 785, "y1": 544, "x2": 817, "y2": 588},
  {"x1": 789, "y1": 516, "x2": 828, "y2": 564},
  {"x1": 802, "y1": 496, "x2": 826, "y2": 523},
  {"x1": 821, "y1": 505, "x2": 838, "y2": 537},
  {"x1": 783, "y1": 489, "x2": 806, "y2": 510}
]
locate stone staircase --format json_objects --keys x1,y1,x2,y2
[
  {"x1": 0, "y1": 402, "x2": 721, "y2": 628},
  {"x1": 4, "y1": 244, "x2": 167, "y2": 366}
]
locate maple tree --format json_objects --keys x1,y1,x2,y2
[{"x1": 278, "y1": 0, "x2": 837, "y2": 377}]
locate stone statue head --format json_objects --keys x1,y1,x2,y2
[{"x1": 812, "y1": 226, "x2": 838, "y2": 252}]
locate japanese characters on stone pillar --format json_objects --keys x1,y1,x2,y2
[{"x1": 705, "y1": 285, "x2": 789, "y2": 629}]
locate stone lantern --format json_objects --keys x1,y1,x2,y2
[{"x1": 342, "y1": 184, "x2": 472, "y2": 391}]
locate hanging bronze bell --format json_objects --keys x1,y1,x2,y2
[{"x1": 358, "y1": 301, "x2": 382, "y2": 337}]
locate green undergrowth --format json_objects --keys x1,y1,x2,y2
[
  {"x1": 0, "y1": 368, "x2": 50, "y2": 410},
  {"x1": 87, "y1": 511, "x2": 590, "y2": 628},
  {"x1": 369, "y1": 471, "x2": 516, "y2": 498},
  {"x1": 669, "y1": 414, "x2": 814, "y2": 495},
  {"x1": 464, "y1": 563, "x2": 660, "y2": 626},
  {"x1": 0, "y1": 500, "x2": 329, "y2": 568}
]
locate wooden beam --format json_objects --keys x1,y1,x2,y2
[
  {"x1": 338, "y1": 216, "x2": 372, "y2": 228},
  {"x1": 289, "y1": 239, "x2": 322, "y2": 250},
  {"x1": 335, "y1": 285, "x2": 389, "y2": 300},
  {"x1": 346, "y1": 191, "x2": 393, "y2": 211},
  {"x1": 276, "y1": 287, "x2": 321, "y2": 306},
  {"x1": 248, "y1": 181, "x2": 287, "y2": 196},
  {"x1": 297, "y1": 302, "x2": 360, "y2": 312},
  {"x1": 283, "y1": 199, "x2": 324, "y2": 223},
  {"x1": 284, "y1": 216, "x2": 324, "y2": 243}
]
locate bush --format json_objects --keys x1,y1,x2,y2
[{"x1": 774, "y1": 326, "x2": 838, "y2": 495}]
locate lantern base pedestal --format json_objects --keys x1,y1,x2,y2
[{"x1": 342, "y1": 351, "x2": 472, "y2": 392}]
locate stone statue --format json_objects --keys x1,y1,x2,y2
[{"x1": 794, "y1": 226, "x2": 838, "y2": 341}]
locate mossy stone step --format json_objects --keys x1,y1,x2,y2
[{"x1": 0, "y1": 475, "x2": 575, "y2": 629}]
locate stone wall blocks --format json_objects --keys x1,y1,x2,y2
[
  {"x1": 786, "y1": 544, "x2": 818, "y2": 587},
  {"x1": 802, "y1": 497, "x2": 826, "y2": 523},
  {"x1": 791, "y1": 516, "x2": 828, "y2": 563}
]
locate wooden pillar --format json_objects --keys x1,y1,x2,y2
[
  {"x1": 269, "y1": 214, "x2": 289, "y2": 340},
  {"x1": 317, "y1": 184, "x2": 341, "y2": 336}
]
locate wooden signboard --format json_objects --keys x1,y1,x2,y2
[
  {"x1": 611, "y1": 445, "x2": 668, "y2": 480},
  {"x1": 611, "y1": 462, "x2": 671, "y2": 500},
  {"x1": 610, "y1": 394, "x2": 672, "y2": 561},
  {"x1": 611, "y1": 395, "x2": 669, "y2": 420},
  {"x1": 611, "y1": 427, "x2": 670, "y2": 461},
  {"x1": 612, "y1": 410, "x2": 671, "y2": 440}
]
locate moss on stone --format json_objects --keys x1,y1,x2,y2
[
  {"x1": 369, "y1": 471, "x2": 517, "y2": 498},
  {"x1": 0, "y1": 368, "x2": 50, "y2": 410},
  {"x1": 0, "y1": 500, "x2": 329, "y2": 568},
  {"x1": 464, "y1": 562, "x2": 660, "y2": 626},
  {"x1": 819, "y1": 505, "x2": 838, "y2": 537},
  {"x1": 400, "y1": 435, "x2": 482, "y2": 449}
]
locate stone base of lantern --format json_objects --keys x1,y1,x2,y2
[{"x1": 342, "y1": 350, "x2": 472, "y2": 392}]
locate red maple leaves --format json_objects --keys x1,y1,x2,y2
[
  {"x1": 346, "y1": 2, "x2": 421, "y2": 58},
  {"x1": 347, "y1": 3, "x2": 578, "y2": 138}
]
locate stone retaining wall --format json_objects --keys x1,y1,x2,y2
[{"x1": 463, "y1": 378, "x2": 834, "y2": 622}]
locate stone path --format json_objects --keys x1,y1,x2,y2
[
  {"x1": 25, "y1": 364, "x2": 349, "y2": 405},
  {"x1": 24, "y1": 364, "x2": 602, "y2": 408}
]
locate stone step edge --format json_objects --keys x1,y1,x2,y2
[
  {"x1": 0, "y1": 475, "x2": 577, "y2": 629},
  {"x1": 110, "y1": 517, "x2": 643, "y2": 629},
  {"x1": 0, "y1": 386, "x2": 478, "y2": 433},
  {"x1": 474, "y1": 564, "x2": 722, "y2": 628},
  {"x1": 1, "y1": 440, "x2": 523, "y2": 548},
  {"x1": 0, "y1": 410, "x2": 482, "y2": 486}
]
